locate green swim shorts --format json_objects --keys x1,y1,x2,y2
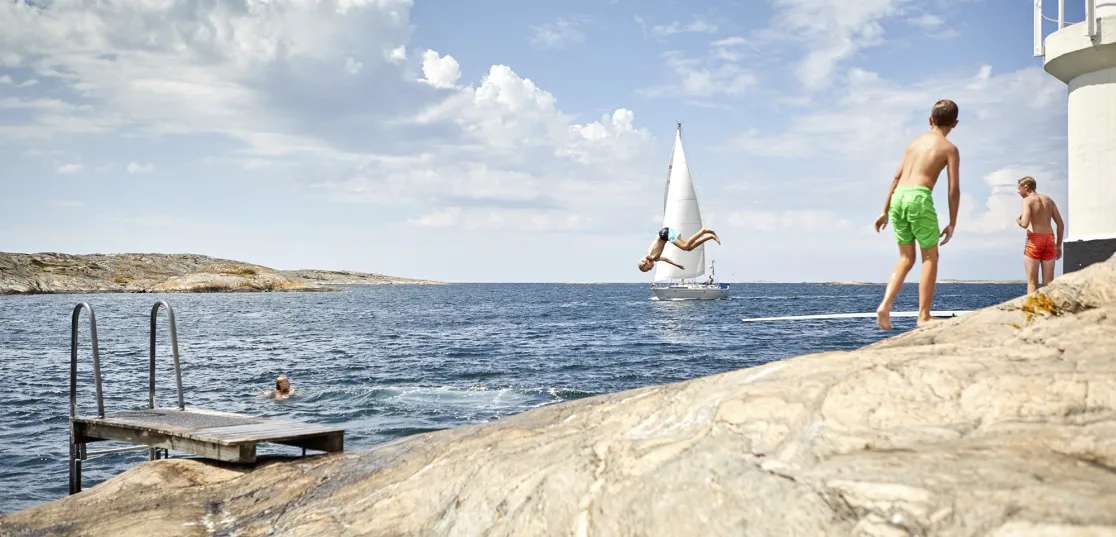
[{"x1": 888, "y1": 186, "x2": 940, "y2": 249}]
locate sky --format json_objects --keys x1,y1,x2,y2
[{"x1": 0, "y1": 0, "x2": 1080, "y2": 283}]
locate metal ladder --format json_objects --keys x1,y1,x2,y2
[{"x1": 68, "y1": 300, "x2": 187, "y2": 494}]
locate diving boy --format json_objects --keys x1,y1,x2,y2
[
  {"x1": 873, "y1": 99, "x2": 961, "y2": 330},
  {"x1": 638, "y1": 227, "x2": 721, "y2": 272}
]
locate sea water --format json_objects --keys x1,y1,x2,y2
[{"x1": 0, "y1": 282, "x2": 1024, "y2": 513}]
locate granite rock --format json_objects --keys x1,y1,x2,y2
[
  {"x1": 3, "y1": 256, "x2": 1115, "y2": 536},
  {"x1": 0, "y1": 252, "x2": 436, "y2": 294}
]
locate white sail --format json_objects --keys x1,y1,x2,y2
[{"x1": 653, "y1": 124, "x2": 705, "y2": 281}]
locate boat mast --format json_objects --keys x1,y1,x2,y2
[
  {"x1": 672, "y1": 122, "x2": 683, "y2": 283},
  {"x1": 662, "y1": 122, "x2": 680, "y2": 216}
]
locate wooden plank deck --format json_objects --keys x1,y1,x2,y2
[{"x1": 71, "y1": 407, "x2": 344, "y2": 463}]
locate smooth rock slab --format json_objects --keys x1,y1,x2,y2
[{"x1": 3, "y1": 257, "x2": 1116, "y2": 536}]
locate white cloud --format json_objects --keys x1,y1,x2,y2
[
  {"x1": 56, "y1": 163, "x2": 83, "y2": 174},
  {"x1": 418, "y1": 49, "x2": 462, "y2": 89},
  {"x1": 0, "y1": 96, "x2": 78, "y2": 111},
  {"x1": 529, "y1": 17, "x2": 587, "y2": 50},
  {"x1": 0, "y1": 75, "x2": 10, "y2": 84},
  {"x1": 0, "y1": 0, "x2": 656, "y2": 239},
  {"x1": 960, "y1": 166, "x2": 1065, "y2": 235},
  {"x1": 726, "y1": 65, "x2": 1065, "y2": 162},
  {"x1": 713, "y1": 60, "x2": 1068, "y2": 270},
  {"x1": 9, "y1": 0, "x2": 1031, "y2": 283},
  {"x1": 22, "y1": 148, "x2": 64, "y2": 158},
  {"x1": 908, "y1": 13, "x2": 944, "y2": 28},
  {"x1": 408, "y1": 63, "x2": 652, "y2": 165},
  {"x1": 17, "y1": 78, "x2": 39, "y2": 87},
  {"x1": 126, "y1": 162, "x2": 154, "y2": 174},
  {"x1": 0, "y1": 0, "x2": 415, "y2": 147},
  {"x1": 345, "y1": 57, "x2": 363, "y2": 75},
  {"x1": 637, "y1": 16, "x2": 719, "y2": 37},
  {"x1": 727, "y1": 209, "x2": 851, "y2": 232},
  {"x1": 406, "y1": 207, "x2": 592, "y2": 232},
  {"x1": 711, "y1": 36, "x2": 746, "y2": 47},
  {"x1": 641, "y1": 36, "x2": 758, "y2": 101},
  {"x1": 766, "y1": 0, "x2": 911, "y2": 90}
]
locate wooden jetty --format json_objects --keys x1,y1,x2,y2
[{"x1": 68, "y1": 300, "x2": 344, "y2": 494}]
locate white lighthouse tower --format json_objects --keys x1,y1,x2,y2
[{"x1": 1035, "y1": 0, "x2": 1116, "y2": 271}]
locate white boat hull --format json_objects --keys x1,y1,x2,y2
[{"x1": 652, "y1": 283, "x2": 730, "y2": 300}]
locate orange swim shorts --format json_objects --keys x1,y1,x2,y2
[{"x1": 1024, "y1": 232, "x2": 1057, "y2": 261}]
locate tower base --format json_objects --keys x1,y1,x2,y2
[{"x1": 1064, "y1": 237, "x2": 1116, "y2": 273}]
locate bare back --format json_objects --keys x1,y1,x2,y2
[
  {"x1": 1023, "y1": 194, "x2": 1057, "y2": 233},
  {"x1": 896, "y1": 131, "x2": 956, "y2": 190}
]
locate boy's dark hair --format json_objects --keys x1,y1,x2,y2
[{"x1": 931, "y1": 99, "x2": 959, "y2": 126}]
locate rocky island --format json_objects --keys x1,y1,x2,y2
[
  {"x1": 0, "y1": 252, "x2": 439, "y2": 295},
  {"x1": 2, "y1": 256, "x2": 1115, "y2": 536}
]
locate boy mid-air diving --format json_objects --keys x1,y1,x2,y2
[{"x1": 638, "y1": 226, "x2": 721, "y2": 272}]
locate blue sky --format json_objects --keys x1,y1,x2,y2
[{"x1": 0, "y1": 0, "x2": 1078, "y2": 282}]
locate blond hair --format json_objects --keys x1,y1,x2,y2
[{"x1": 1018, "y1": 176, "x2": 1037, "y2": 192}]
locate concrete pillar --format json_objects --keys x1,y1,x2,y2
[{"x1": 1043, "y1": 12, "x2": 1116, "y2": 271}]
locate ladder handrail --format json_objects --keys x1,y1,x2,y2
[
  {"x1": 70, "y1": 302, "x2": 104, "y2": 419},
  {"x1": 149, "y1": 300, "x2": 185, "y2": 410}
]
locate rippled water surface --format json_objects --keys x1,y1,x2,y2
[{"x1": 0, "y1": 282, "x2": 1025, "y2": 513}]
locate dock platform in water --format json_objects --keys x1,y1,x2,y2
[
  {"x1": 68, "y1": 300, "x2": 344, "y2": 494},
  {"x1": 72, "y1": 407, "x2": 344, "y2": 464}
]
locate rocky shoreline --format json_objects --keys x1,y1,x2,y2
[
  {"x1": 2, "y1": 256, "x2": 1114, "y2": 535},
  {"x1": 0, "y1": 252, "x2": 439, "y2": 295}
]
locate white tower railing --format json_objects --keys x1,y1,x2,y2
[{"x1": 1036, "y1": 0, "x2": 1099, "y2": 57}]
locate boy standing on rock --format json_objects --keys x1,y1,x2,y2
[
  {"x1": 873, "y1": 99, "x2": 961, "y2": 330},
  {"x1": 1016, "y1": 176, "x2": 1064, "y2": 294}
]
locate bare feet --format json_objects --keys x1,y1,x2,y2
[
  {"x1": 916, "y1": 316, "x2": 939, "y2": 327},
  {"x1": 701, "y1": 228, "x2": 721, "y2": 245},
  {"x1": 876, "y1": 306, "x2": 892, "y2": 330}
]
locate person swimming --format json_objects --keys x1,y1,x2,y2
[{"x1": 258, "y1": 375, "x2": 295, "y2": 400}]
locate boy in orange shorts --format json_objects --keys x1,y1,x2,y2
[{"x1": 1016, "y1": 176, "x2": 1064, "y2": 294}]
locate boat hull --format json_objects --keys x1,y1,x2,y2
[{"x1": 651, "y1": 283, "x2": 730, "y2": 300}]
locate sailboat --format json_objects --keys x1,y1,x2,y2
[{"x1": 651, "y1": 123, "x2": 730, "y2": 301}]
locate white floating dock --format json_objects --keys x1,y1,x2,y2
[{"x1": 741, "y1": 310, "x2": 972, "y2": 323}]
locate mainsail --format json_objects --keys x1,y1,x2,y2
[{"x1": 653, "y1": 124, "x2": 705, "y2": 281}]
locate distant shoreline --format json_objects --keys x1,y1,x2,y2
[{"x1": 0, "y1": 252, "x2": 440, "y2": 295}]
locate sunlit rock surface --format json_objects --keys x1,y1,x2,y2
[{"x1": 3, "y1": 257, "x2": 1115, "y2": 536}]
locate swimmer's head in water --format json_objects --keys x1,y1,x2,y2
[
  {"x1": 929, "y1": 99, "x2": 959, "y2": 128},
  {"x1": 1018, "y1": 176, "x2": 1036, "y2": 196},
  {"x1": 638, "y1": 257, "x2": 653, "y2": 272},
  {"x1": 275, "y1": 375, "x2": 291, "y2": 393}
]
